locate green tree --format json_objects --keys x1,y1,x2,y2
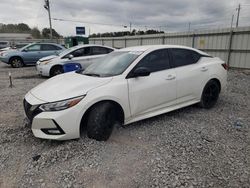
[
  {"x1": 42, "y1": 28, "x2": 61, "y2": 38},
  {"x1": 31, "y1": 27, "x2": 41, "y2": 38}
]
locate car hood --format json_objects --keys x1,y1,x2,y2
[
  {"x1": 39, "y1": 55, "x2": 58, "y2": 62},
  {"x1": 30, "y1": 72, "x2": 113, "y2": 103}
]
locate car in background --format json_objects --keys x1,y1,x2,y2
[
  {"x1": 13, "y1": 43, "x2": 30, "y2": 49},
  {"x1": 23, "y1": 45, "x2": 227, "y2": 141},
  {"x1": 0, "y1": 46, "x2": 12, "y2": 52},
  {"x1": 0, "y1": 43, "x2": 30, "y2": 53},
  {"x1": 36, "y1": 44, "x2": 114, "y2": 77},
  {"x1": 0, "y1": 43, "x2": 65, "y2": 68},
  {"x1": 0, "y1": 41, "x2": 10, "y2": 49}
]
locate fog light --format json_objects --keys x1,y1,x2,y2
[
  {"x1": 41, "y1": 120, "x2": 65, "y2": 135},
  {"x1": 47, "y1": 129, "x2": 61, "y2": 134}
]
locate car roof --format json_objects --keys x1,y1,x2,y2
[
  {"x1": 70, "y1": 44, "x2": 115, "y2": 49},
  {"x1": 118, "y1": 45, "x2": 209, "y2": 55}
]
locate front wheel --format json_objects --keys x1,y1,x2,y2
[
  {"x1": 50, "y1": 66, "x2": 64, "y2": 77},
  {"x1": 86, "y1": 102, "x2": 118, "y2": 141},
  {"x1": 199, "y1": 80, "x2": 220, "y2": 109},
  {"x1": 10, "y1": 57, "x2": 24, "y2": 68}
]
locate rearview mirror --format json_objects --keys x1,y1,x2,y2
[
  {"x1": 68, "y1": 54, "x2": 74, "y2": 60},
  {"x1": 131, "y1": 67, "x2": 151, "y2": 78}
]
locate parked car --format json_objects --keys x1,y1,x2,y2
[
  {"x1": 0, "y1": 41, "x2": 10, "y2": 49},
  {"x1": 0, "y1": 46, "x2": 12, "y2": 52},
  {"x1": 24, "y1": 45, "x2": 227, "y2": 141},
  {"x1": 36, "y1": 44, "x2": 115, "y2": 77},
  {"x1": 0, "y1": 43, "x2": 65, "y2": 68}
]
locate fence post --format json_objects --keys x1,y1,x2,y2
[
  {"x1": 192, "y1": 33, "x2": 195, "y2": 48},
  {"x1": 101, "y1": 38, "x2": 104, "y2": 46},
  {"x1": 227, "y1": 29, "x2": 234, "y2": 68},
  {"x1": 124, "y1": 38, "x2": 127, "y2": 48},
  {"x1": 162, "y1": 35, "x2": 165, "y2": 44},
  {"x1": 112, "y1": 38, "x2": 114, "y2": 48},
  {"x1": 140, "y1": 37, "x2": 143, "y2": 46}
]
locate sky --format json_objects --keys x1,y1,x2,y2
[{"x1": 0, "y1": 0, "x2": 250, "y2": 36}]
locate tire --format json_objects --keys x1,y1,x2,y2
[
  {"x1": 86, "y1": 102, "x2": 118, "y2": 141},
  {"x1": 50, "y1": 66, "x2": 64, "y2": 77},
  {"x1": 10, "y1": 57, "x2": 24, "y2": 68},
  {"x1": 199, "y1": 80, "x2": 220, "y2": 109}
]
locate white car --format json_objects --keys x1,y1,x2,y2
[
  {"x1": 24, "y1": 45, "x2": 227, "y2": 141},
  {"x1": 36, "y1": 44, "x2": 115, "y2": 77}
]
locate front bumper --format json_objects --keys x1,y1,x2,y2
[
  {"x1": 36, "y1": 62, "x2": 50, "y2": 77},
  {"x1": 0, "y1": 56, "x2": 9, "y2": 64},
  {"x1": 24, "y1": 95, "x2": 85, "y2": 140}
]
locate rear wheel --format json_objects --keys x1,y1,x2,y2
[
  {"x1": 199, "y1": 80, "x2": 220, "y2": 109},
  {"x1": 10, "y1": 57, "x2": 24, "y2": 68},
  {"x1": 50, "y1": 66, "x2": 64, "y2": 77},
  {"x1": 86, "y1": 102, "x2": 118, "y2": 141}
]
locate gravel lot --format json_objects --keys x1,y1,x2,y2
[{"x1": 0, "y1": 62, "x2": 249, "y2": 188}]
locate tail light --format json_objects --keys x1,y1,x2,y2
[{"x1": 221, "y1": 63, "x2": 228, "y2": 70}]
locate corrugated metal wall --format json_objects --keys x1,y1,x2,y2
[{"x1": 90, "y1": 26, "x2": 250, "y2": 69}]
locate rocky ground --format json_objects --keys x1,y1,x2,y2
[{"x1": 0, "y1": 62, "x2": 249, "y2": 188}]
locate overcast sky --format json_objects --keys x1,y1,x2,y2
[{"x1": 1, "y1": 0, "x2": 250, "y2": 36}]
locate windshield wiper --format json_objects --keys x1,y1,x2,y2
[{"x1": 83, "y1": 73, "x2": 100, "y2": 77}]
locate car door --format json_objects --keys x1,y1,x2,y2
[
  {"x1": 68, "y1": 47, "x2": 92, "y2": 68},
  {"x1": 22, "y1": 44, "x2": 42, "y2": 63},
  {"x1": 127, "y1": 49, "x2": 177, "y2": 117},
  {"x1": 169, "y1": 48, "x2": 209, "y2": 104}
]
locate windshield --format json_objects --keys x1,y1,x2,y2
[{"x1": 82, "y1": 51, "x2": 142, "y2": 77}]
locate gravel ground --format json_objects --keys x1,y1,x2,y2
[{"x1": 0, "y1": 62, "x2": 249, "y2": 188}]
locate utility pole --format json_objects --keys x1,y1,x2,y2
[
  {"x1": 188, "y1": 22, "x2": 191, "y2": 32},
  {"x1": 230, "y1": 14, "x2": 234, "y2": 29},
  {"x1": 236, "y1": 4, "x2": 241, "y2": 28},
  {"x1": 129, "y1": 22, "x2": 132, "y2": 33},
  {"x1": 44, "y1": 0, "x2": 53, "y2": 39}
]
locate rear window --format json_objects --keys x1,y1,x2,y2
[
  {"x1": 170, "y1": 48, "x2": 201, "y2": 68},
  {"x1": 91, "y1": 47, "x2": 113, "y2": 55}
]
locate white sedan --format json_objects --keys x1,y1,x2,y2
[
  {"x1": 36, "y1": 44, "x2": 115, "y2": 77},
  {"x1": 24, "y1": 45, "x2": 227, "y2": 141}
]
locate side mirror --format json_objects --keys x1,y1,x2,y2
[
  {"x1": 22, "y1": 48, "x2": 28, "y2": 52},
  {"x1": 131, "y1": 67, "x2": 151, "y2": 78},
  {"x1": 68, "y1": 54, "x2": 74, "y2": 60}
]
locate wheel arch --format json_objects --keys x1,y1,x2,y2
[
  {"x1": 9, "y1": 56, "x2": 23, "y2": 64},
  {"x1": 79, "y1": 100, "x2": 125, "y2": 135},
  {"x1": 49, "y1": 64, "x2": 63, "y2": 76}
]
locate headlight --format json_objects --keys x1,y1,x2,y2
[
  {"x1": 39, "y1": 96, "x2": 85, "y2": 111},
  {"x1": 0, "y1": 52, "x2": 8, "y2": 57},
  {"x1": 42, "y1": 60, "x2": 52, "y2": 65}
]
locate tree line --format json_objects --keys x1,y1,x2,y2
[
  {"x1": 0, "y1": 23, "x2": 61, "y2": 39},
  {"x1": 89, "y1": 29, "x2": 164, "y2": 38}
]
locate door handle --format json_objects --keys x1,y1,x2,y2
[
  {"x1": 166, "y1": 75, "x2": 176, "y2": 80},
  {"x1": 201, "y1": 67, "x2": 208, "y2": 72}
]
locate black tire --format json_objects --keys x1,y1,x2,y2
[
  {"x1": 199, "y1": 80, "x2": 220, "y2": 109},
  {"x1": 10, "y1": 57, "x2": 24, "y2": 68},
  {"x1": 86, "y1": 102, "x2": 118, "y2": 141},
  {"x1": 50, "y1": 66, "x2": 64, "y2": 77}
]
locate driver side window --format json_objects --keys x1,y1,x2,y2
[
  {"x1": 136, "y1": 49, "x2": 170, "y2": 72},
  {"x1": 67, "y1": 47, "x2": 91, "y2": 58}
]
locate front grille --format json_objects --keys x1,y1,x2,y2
[{"x1": 23, "y1": 99, "x2": 43, "y2": 121}]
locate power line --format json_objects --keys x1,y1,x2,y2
[{"x1": 53, "y1": 17, "x2": 128, "y2": 28}]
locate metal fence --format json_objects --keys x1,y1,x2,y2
[
  {"x1": 1, "y1": 38, "x2": 65, "y2": 46},
  {"x1": 89, "y1": 26, "x2": 250, "y2": 69}
]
